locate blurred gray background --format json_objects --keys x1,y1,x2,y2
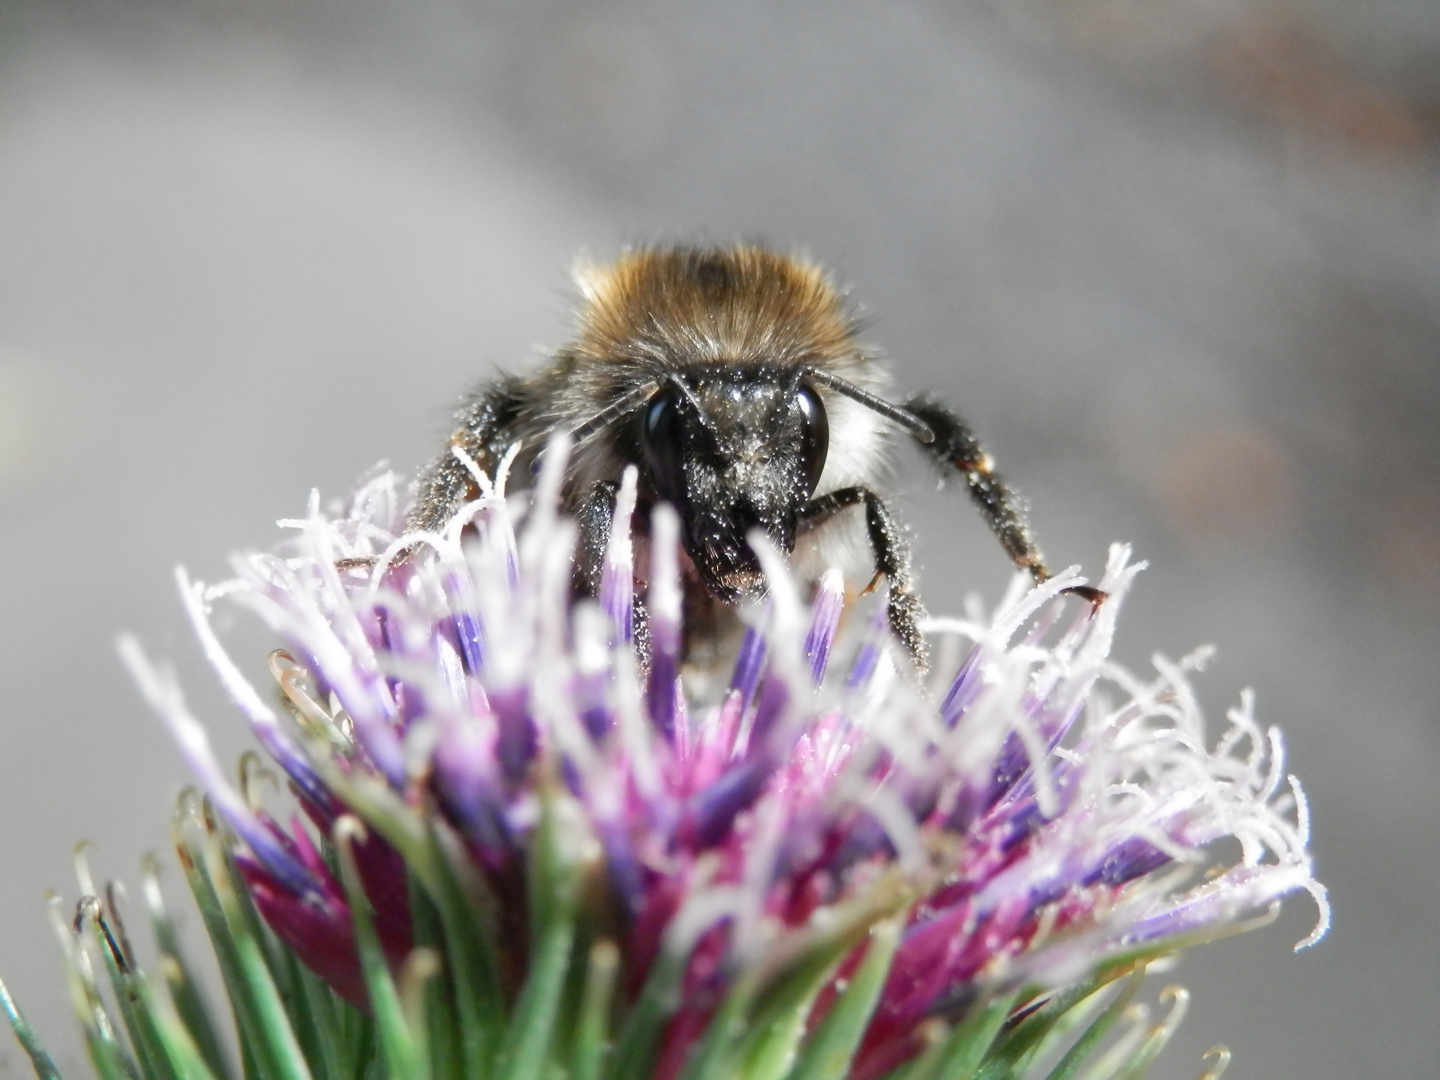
[{"x1": 1, "y1": 1, "x2": 1437, "y2": 1076}]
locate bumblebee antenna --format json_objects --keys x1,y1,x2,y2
[
  {"x1": 570, "y1": 380, "x2": 660, "y2": 444},
  {"x1": 658, "y1": 374, "x2": 718, "y2": 434},
  {"x1": 800, "y1": 366, "x2": 935, "y2": 443}
]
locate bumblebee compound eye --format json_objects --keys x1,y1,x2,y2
[
  {"x1": 640, "y1": 382, "x2": 688, "y2": 506},
  {"x1": 795, "y1": 385, "x2": 829, "y2": 498}
]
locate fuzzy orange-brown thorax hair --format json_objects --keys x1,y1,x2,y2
[{"x1": 570, "y1": 246, "x2": 860, "y2": 368}]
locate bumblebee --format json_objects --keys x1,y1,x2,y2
[{"x1": 409, "y1": 244, "x2": 1085, "y2": 671}]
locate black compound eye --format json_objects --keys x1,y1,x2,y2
[
  {"x1": 640, "y1": 383, "x2": 688, "y2": 505},
  {"x1": 795, "y1": 385, "x2": 829, "y2": 498}
]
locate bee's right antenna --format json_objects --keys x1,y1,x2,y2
[{"x1": 570, "y1": 379, "x2": 660, "y2": 444}]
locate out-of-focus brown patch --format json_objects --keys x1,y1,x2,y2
[
  {"x1": 1058, "y1": 0, "x2": 1250, "y2": 65},
  {"x1": 1370, "y1": 486, "x2": 1440, "y2": 603},
  {"x1": 1152, "y1": 426, "x2": 1297, "y2": 546},
  {"x1": 1212, "y1": 18, "x2": 1426, "y2": 152},
  {"x1": 1048, "y1": 0, "x2": 1431, "y2": 154}
]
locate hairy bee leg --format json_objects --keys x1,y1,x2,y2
[
  {"x1": 573, "y1": 480, "x2": 653, "y2": 663},
  {"x1": 799, "y1": 486, "x2": 929, "y2": 672},
  {"x1": 573, "y1": 481, "x2": 619, "y2": 596},
  {"x1": 406, "y1": 378, "x2": 528, "y2": 536},
  {"x1": 902, "y1": 396, "x2": 1052, "y2": 584}
]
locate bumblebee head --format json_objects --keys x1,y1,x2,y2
[
  {"x1": 636, "y1": 367, "x2": 827, "y2": 600},
  {"x1": 562, "y1": 245, "x2": 932, "y2": 602}
]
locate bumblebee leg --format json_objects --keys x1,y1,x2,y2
[
  {"x1": 573, "y1": 480, "x2": 652, "y2": 661},
  {"x1": 406, "y1": 377, "x2": 527, "y2": 536},
  {"x1": 799, "y1": 487, "x2": 929, "y2": 671},
  {"x1": 902, "y1": 396, "x2": 1052, "y2": 583},
  {"x1": 573, "y1": 481, "x2": 618, "y2": 596},
  {"x1": 903, "y1": 398, "x2": 1107, "y2": 606}
]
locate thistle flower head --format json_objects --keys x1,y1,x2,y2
[{"x1": 9, "y1": 444, "x2": 1328, "y2": 1080}]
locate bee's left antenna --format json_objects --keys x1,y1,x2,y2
[{"x1": 801, "y1": 366, "x2": 935, "y2": 443}]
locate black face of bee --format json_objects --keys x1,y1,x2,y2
[{"x1": 637, "y1": 365, "x2": 829, "y2": 601}]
